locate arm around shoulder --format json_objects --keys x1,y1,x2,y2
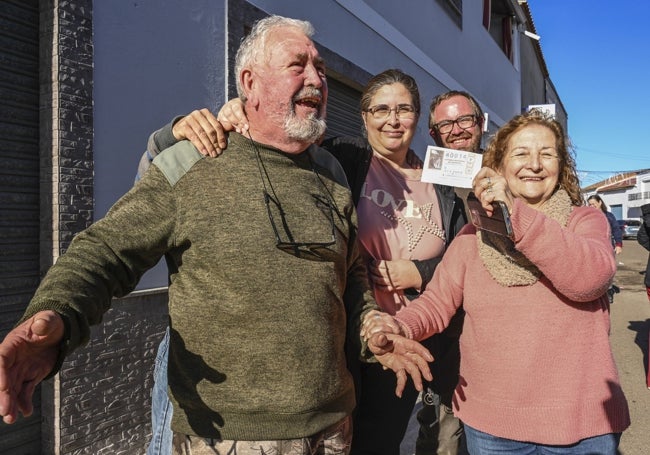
[{"x1": 147, "y1": 116, "x2": 185, "y2": 159}]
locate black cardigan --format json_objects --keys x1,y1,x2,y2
[{"x1": 320, "y1": 135, "x2": 467, "y2": 291}]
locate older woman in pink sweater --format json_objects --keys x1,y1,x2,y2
[{"x1": 363, "y1": 110, "x2": 630, "y2": 454}]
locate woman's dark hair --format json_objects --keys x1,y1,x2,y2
[
  {"x1": 359, "y1": 69, "x2": 421, "y2": 117},
  {"x1": 587, "y1": 194, "x2": 608, "y2": 213}
]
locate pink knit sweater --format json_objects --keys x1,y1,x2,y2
[{"x1": 395, "y1": 199, "x2": 630, "y2": 444}]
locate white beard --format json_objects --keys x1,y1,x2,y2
[{"x1": 284, "y1": 111, "x2": 326, "y2": 143}]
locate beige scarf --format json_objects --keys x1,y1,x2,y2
[{"x1": 477, "y1": 189, "x2": 573, "y2": 286}]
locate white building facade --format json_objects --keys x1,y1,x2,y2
[{"x1": 584, "y1": 170, "x2": 650, "y2": 221}]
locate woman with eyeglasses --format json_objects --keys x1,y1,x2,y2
[
  {"x1": 321, "y1": 69, "x2": 467, "y2": 455},
  {"x1": 142, "y1": 69, "x2": 467, "y2": 454},
  {"x1": 363, "y1": 110, "x2": 631, "y2": 454}
]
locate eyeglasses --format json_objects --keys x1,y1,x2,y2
[
  {"x1": 249, "y1": 133, "x2": 337, "y2": 258},
  {"x1": 432, "y1": 114, "x2": 478, "y2": 134},
  {"x1": 264, "y1": 191, "x2": 336, "y2": 256},
  {"x1": 365, "y1": 104, "x2": 417, "y2": 120}
]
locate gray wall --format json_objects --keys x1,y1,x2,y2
[{"x1": 93, "y1": 0, "x2": 226, "y2": 288}]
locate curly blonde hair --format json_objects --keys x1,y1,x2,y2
[{"x1": 482, "y1": 109, "x2": 583, "y2": 206}]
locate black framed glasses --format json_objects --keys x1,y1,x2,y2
[
  {"x1": 248, "y1": 132, "x2": 338, "y2": 258},
  {"x1": 264, "y1": 190, "x2": 336, "y2": 255},
  {"x1": 365, "y1": 104, "x2": 417, "y2": 120},
  {"x1": 432, "y1": 114, "x2": 478, "y2": 134}
]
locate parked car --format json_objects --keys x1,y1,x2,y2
[{"x1": 617, "y1": 219, "x2": 641, "y2": 239}]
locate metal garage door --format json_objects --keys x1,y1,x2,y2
[
  {"x1": 0, "y1": 0, "x2": 41, "y2": 452},
  {"x1": 324, "y1": 77, "x2": 363, "y2": 139}
]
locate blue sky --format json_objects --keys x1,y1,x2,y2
[{"x1": 526, "y1": 0, "x2": 650, "y2": 186}]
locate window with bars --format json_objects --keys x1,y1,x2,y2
[{"x1": 483, "y1": 0, "x2": 515, "y2": 62}]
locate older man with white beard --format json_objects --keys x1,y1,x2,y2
[{"x1": 0, "y1": 15, "x2": 433, "y2": 455}]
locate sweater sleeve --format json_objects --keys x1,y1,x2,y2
[
  {"x1": 606, "y1": 211, "x2": 623, "y2": 247},
  {"x1": 338, "y1": 187, "x2": 380, "y2": 362},
  {"x1": 146, "y1": 116, "x2": 185, "y2": 159},
  {"x1": 412, "y1": 257, "x2": 442, "y2": 292},
  {"x1": 135, "y1": 116, "x2": 185, "y2": 183},
  {"x1": 344, "y1": 241, "x2": 381, "y2": 362},
  {"x1": 19, "y1": 167, "x2": 177, "y2": 360},
  {"x1": 413, "y1": 190, "x2": 468, "y2": 290},
  {"x1": 394, "y1": 227, "x2": 471, "y2": 341},
  {"x1": 511, "y1": 200, "x2": 616, "y2": 302}
]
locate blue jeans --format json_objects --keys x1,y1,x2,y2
[
  {"x1": 147, "y1": 328, "x2": 174, "y2": 455},
  {"x1": 464, "y1": 424, "x2": 621, "y2": 455}
]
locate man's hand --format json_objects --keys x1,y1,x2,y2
[
  {"x1": 369, "y1": 332, "x2": 433, "y2": 397},
  {"x1": 0, "y1": 310, "x2": 64, "y2": 424},
  {"x1": 171, "y1": 108, "x2": 228, "y2": 157},
  {"x1": 368, "y1": 259, "x2": 422, "y2": 292}
]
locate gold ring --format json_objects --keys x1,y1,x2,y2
[{"x1": 487, "y1": 177, "x2": 492, "y2": 186}]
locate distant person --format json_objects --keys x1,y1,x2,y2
[
  {"x1": 639, "y1": 203, "x2": 650, "y2": 390},
  {"x1": 638, "y1": 203, "x2": 650, "y2": 303},
  {"x1": 587, "y1": 194, "x2": 623, "y2": 255},
  {"x1": 140, "y1": 70, "x2": 467, "y2": 455},
  {"x1": 363, "y1": 109, "x2": 631, "y2": 454},
  {"x1": 588, "y1": 194, "x2": 622, "y2": 303},
  {"x1": 0, "y1": 16, "x2": 433, "y2": 455},
  {"x1": 639, "y1": 203, "x2": 650, "y2": 389}
]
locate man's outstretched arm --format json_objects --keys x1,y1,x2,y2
[{"x1": 0, "y1": 310, "x2": 64, "y2": 424}]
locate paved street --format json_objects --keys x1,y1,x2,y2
[{"x1": 401, "y1": 239, "x2": 650, "y2": 455}]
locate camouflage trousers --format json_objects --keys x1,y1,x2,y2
[{"x1": 171, "y1": 416, "x2": 352, "y2": 455}]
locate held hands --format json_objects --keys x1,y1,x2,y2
[
  {"x1": 368, "y1": 259, "x2": 423, "y2": 292},
  {"x1": 0, "y1": 310, "x2": 64, "y2": 424},
  {"x1": 361, "y1": 310, "x2": 433, "y2": 397},
  {"x1": 472, "y1": 167, "x2": 514, "y2": 216}
]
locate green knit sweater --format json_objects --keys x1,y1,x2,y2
[{"x1": 22, "y1": 133, "x2": 376, "y2": 440}]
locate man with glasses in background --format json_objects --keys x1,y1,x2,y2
[
  {"x1": 409, "y1": 90, "x2": 485, "y2": 455},
  {"x1": 429, "y1": 91, "x2": 485, "y2": 215},
  {"x1": 0, "y1": 15, "x2": 433, "y2": 455}
]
